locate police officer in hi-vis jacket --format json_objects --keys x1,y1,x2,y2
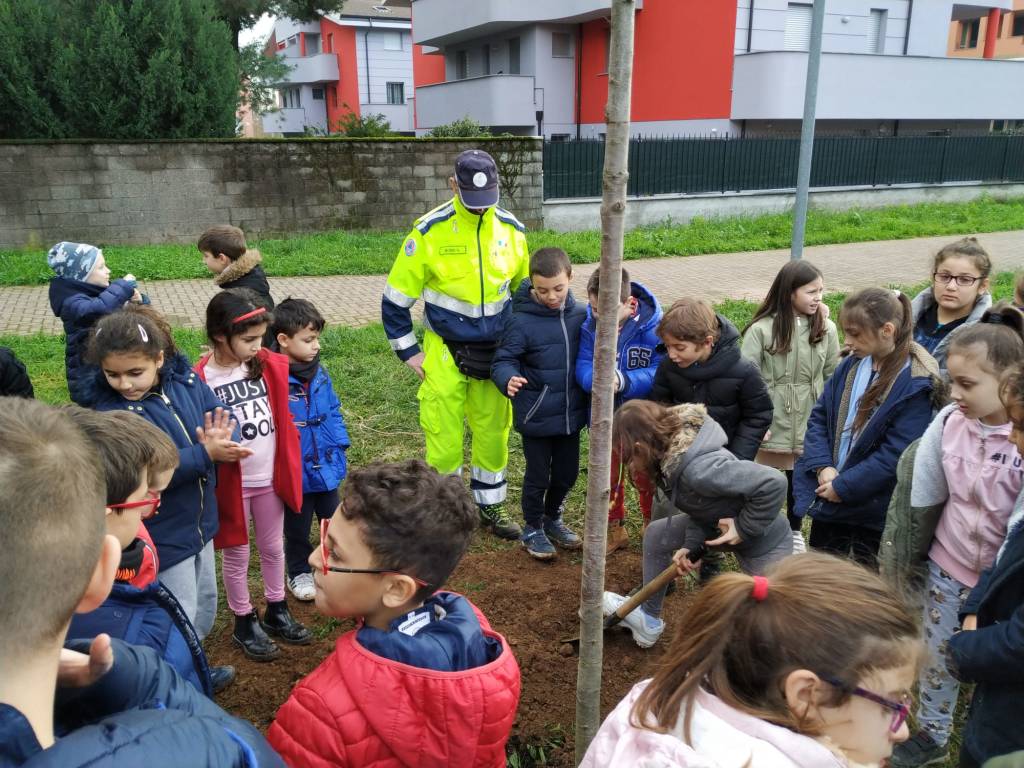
[{"x1": 382, "y1": 150, "x2": 529, "y2": 539}]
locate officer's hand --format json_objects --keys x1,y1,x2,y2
[
  {"x1": 507, "y1": 376, "x2": 527, "y2": 397},
  {"x1": 405, "y1": 352, "x2": 426, "y2": 380}
]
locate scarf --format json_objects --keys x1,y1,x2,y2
[{"x1": 289, "y1": 354, "x2": 321, "y2": 384}]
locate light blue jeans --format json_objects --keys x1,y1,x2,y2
[
  {"x1": 159, "y1": 539, "x2": 218, "y2": 641},
  {"x1": 916, "y1": 558, "x2": 971, "y2": 746}
]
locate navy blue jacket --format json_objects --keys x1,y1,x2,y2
[
  {"x1": 287, "y1": 365, "x2": 350, "y2": 493},
  {"x1": 491, "y1": 280, "x2": 589, "y2": 438},
  {"x1": 48, "y1": 276, "x2": 135, "y2": 406},
  {"x1": 93, "y1": 354, "x2": 225, "y2": 569},
  {"x1": 67, "y1": 579, "x2": 212, "y2": 697},
  {"x1": 948, "y1": 516, "x2": 1024, "y2": 763},
  {"x1": 575, "y1": 281, "x2": 663, "y2": 406},
  {"x1": 650, "y1": 314, "x2": 773, "y2": 461},
  {"x1": 794, "y1": 348, "x2": 937, "y2": 531},
  {"x1": 357, "y1": 592, "x2": 503, "y2": 672},
  {"x1": 0, "y1": 640, "x2": 283, "y2": 767}
]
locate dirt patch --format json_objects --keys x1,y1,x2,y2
[{"x1": 206, "y1": 547, "x2": 695, "y2": 765}]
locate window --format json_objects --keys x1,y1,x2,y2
[
  {"x1": 326, "y1": 32, "x2": 334, "y2": 53},
  {"x1": 312, "y1": 87, "x2": 325, "y2": 100},
  {"x1": 286, "y1": 34, "x2": 299, "y2": 48},
  {"x1": 456, "y1": 50, "x2": 468, "y2": 79},
  {"x1": 867, "y1": 9, "x2": 887, "y2": 54},
  {"x1": 306, "y1": 34, "x2": 320, "y2": 55},
  {"x1": 552, "y1": 31, "x2": 573, "y2": 57},
  {"x1": 550, "y1": 134, "x2": 570, "y2": 142},
  {"x1": 958, "y1": 18, "x2": 980, "y2": 48},
  {"x1": 482, "y1": 45, "x2": 491, "y2": 74},
  {"x1": 784, "y1": 3, "x2": 813, "y2": 51},
  {"x1": 383, "y1": 31, "x2": 402, "y2": 51},
  {"x1": 1013, "y1": 12, "x2": 1024, "y2": 37},
  {"x1": 280, "y1": 87, "x2": 301, "y2": 109},
  {"x1": 386, "y1": 81, "x2": 405, "y2": 104},
  {"x1": 330, "y1": 86, "x2": 338, "y2": 108},
  {"x1": 508, "y1": 37, "x2": 520, "y2": 74}
]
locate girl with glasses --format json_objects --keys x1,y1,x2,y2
[
  {"x1": 581, "y1": 553, "x2": 922, "y2": 768},
  {"x1": 912, "y1": 237, "x2": 993, "y2": 374}
]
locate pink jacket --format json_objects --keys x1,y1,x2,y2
[
  {"x1": 914, "y1": 405, "x2": 1023, "y2": 587},
  {"x1": 580, "y1": 682, "x2": 852, "y2": 768}
]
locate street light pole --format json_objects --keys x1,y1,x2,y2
[{"x1": 790, "y1": 0, "x2": 827, "y2": 260}]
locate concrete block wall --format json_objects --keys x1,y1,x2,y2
[{"x1": 0, "y1": 138, "x2": 543, "y2": 248}]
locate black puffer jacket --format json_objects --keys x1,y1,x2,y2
[
  {"x1": 491, "y1": 279, "x2": 589, "y2": 438},
  {"x1": 0, "y1": 346, "x2": 33, "y2": 397},
  {"x1": 650, "y1": 313, "x2": 772, "y2": 461}
]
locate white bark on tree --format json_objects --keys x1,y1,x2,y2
[{"x1": 574, "y1": 1, "x2": 637, "y2": 763}]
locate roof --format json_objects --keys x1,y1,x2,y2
[{"x1": 333, "y1": 0, "x2": 411, "y2": 20}]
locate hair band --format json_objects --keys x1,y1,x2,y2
[
  {"x1": 751, "y1": 576, "x2": 769, "y2": 602},
  {"x1": 984, "y1": 313, "x2": 1006, "y2": 326},
  {"x1": 232, "y1": 307, "x2": 267, "y2": 324},
  {"x1": 137, "y1": 324, "x2": 149, "y2": 343}
]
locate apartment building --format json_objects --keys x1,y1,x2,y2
[
  {"x1": 947, "y1": 0, "x2": 1024, "y2": 58},
  {"x1": 260, "y1": 0, "x2": 415, "y2": 135},
  {"x1": 410, "y1": 0, "x2": 1024, "y2": 137}
]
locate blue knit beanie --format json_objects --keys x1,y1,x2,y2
[{"x1": 47, "y1": 241, "x2": 101, "y2": 282}]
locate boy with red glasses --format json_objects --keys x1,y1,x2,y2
[
  {"x1": 64, "y1": 408, "x2": 231, "y2": 696},
  {"x1": 268, "y1": 459, "x2": 521, "y2": 767}
]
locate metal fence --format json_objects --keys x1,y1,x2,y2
[{"x1": 542, "y1": 134, "x2": 1024, "y2": 199}]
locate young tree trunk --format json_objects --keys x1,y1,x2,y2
[{"x1": 575, "y1": 0, "x2": 637, "y2": 763}]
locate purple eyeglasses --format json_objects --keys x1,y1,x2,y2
[{"x1": 822, "y1": 676, "x2": 911, "y2": 733}]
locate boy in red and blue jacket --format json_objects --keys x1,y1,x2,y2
[
  {"x1": 270, "y1": 298, "x2": 351, "y2": 603},
  {"x1": 268, "y1": 459, "x2": 520, "y2": 768},
  {"x1": 576, "y1": 268, "x2": 663, "y2": 552}
]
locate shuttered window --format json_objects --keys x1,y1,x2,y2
[
  {"x1": 867, "y1": 9, "x2": 887, "y2": 53},
  {"x1": 784, "y1": 3, "x2": 813, "y2": 51}
]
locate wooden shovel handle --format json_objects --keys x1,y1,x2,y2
[{"x1": 605, "y1": 543, "x2": 707, "y2": 628}]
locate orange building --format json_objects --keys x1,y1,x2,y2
[{"x1": 948, "y1": 0, "x2": 1024, "y2": 58}]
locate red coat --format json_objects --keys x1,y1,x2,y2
[
  {"x1": 267, "y1": 603, "x2": 521, "y2": 768},
  {"x1": 195, "y1": 349, "x2": 303, "y2": 549}
]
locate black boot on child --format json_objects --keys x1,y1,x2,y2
[
  {"x1": 232, "y1": 610, "x2": 280, "y2": 662},
  {"x1": 261, "y1": 600, "x2": 313, "y2": 645}
]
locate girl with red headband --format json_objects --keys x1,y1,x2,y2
[
  {"x1": 196, "y1": 288, "x2": 310, "y2": 662},
  {"x1": 582, "y1": 553, "x2": 924, "y2": 768}
]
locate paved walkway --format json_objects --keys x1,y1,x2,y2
[{"x1": 4, "y1": 230, "x2": 1023, "y2": 336}]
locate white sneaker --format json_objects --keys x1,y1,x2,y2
[
  {"x1": 288, "y1": 572, "x2": 316, "y2": 602},
  {"x1": 602, "y1": 591, "x2": 664, "y2": 648},
  {"x1": 792, "y1": 530, "x2": 807, "y2": 554}
]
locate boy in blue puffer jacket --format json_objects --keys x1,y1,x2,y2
[
  {"x1": 47, "y1": 241, "x2": 145, "y2": 406},
  {"x1": 0, "y1": 397, "x2": 283, "y2": 768},
  {"x1": 63, "y1": 408, "x2": 223, "y2": 696},
  {"x1": 270, "y1": 298, "x2": 350, "y2": 602},
  {"x1": 492, "y1": 248, "x2": 588, "y2": 560},
  {"x1": 576, "y1": 268, "x2": 663, "y2": 553}
]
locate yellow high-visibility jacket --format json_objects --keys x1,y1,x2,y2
[{"x1": 381, "y1": 197, "x2": 529, "y2": 360}]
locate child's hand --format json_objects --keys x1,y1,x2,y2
[
  {"x1": 672, "y1": 547, "x2": 701, "y2": 576},
  {"x1": 197, "y1": 408, "x2": 255, "y2": 463},
  {"x1": 706, "y1": 517, "x2": 742, "y2": 547},
  {"x1": 816, "y1": 467, "x2": 838, "y2": 485},
  {"x1": 815, "y1": 480, "x2": 842, "y2": 503},
  {"x1": 962, "y1": 614, "x2": 978, "y2": 631},
  {"x1": 129, "y1": 289, "x2": 143, "y2": 304},
  {"x1": 58, "y1": 634, "x2": 113, "y2": 688},
  {"x1": 507, "y1": 376, "x2": 527, "y2": 397}
]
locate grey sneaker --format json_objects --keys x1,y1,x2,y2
[
  {"x1": 889, "y1": 730, "x2": 947, "y2": 768},
  {"x1": 544, "y1": 517, "x2": 582, "y2": 550},
  {"x1": 520, "y1": 525, "x2": 557, "y2": 560},
  {"x1": 601, "y1": 591, "x2": 665, "y2": 648},
  {"x1": 479, "y1": 503, "x2": 522, "y2": 539}
]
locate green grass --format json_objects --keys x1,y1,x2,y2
[{"x1": 3, "y1": 195, "x2": 1023, "y2": 286}]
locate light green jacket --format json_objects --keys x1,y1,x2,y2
[{"x1": 740, "y1": 314, "x2": 840, "y2": 454}]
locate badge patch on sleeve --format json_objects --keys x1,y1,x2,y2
[{"x1": 404, "y1": 238, "x2": 416, "y2": 256}]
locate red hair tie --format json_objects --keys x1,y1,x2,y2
[
  {"x1": 751, "y1": 576, "x2": 769, "y2": 602},
  {"x1": 232, "y1": 307, "x2": 267, "y2": 324}
]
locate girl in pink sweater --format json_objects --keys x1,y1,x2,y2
[{"x1": 892, "y1": 304, "x2": 1024, "y2": 768}]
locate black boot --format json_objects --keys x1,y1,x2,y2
[
  {"x1": 232, "y1": 610, "x2": 280, "y2": 661},
  {"x1": 261, "y1": 600, "x2": 312, "y2": 645},
  {"x1": 209, "y1": 665, "x2": 236, "y2": 694}
]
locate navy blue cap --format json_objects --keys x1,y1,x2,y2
[{"x1": 454, "y1": 149, "x2": 499, "y2": 209}]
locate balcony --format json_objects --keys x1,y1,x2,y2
[
  {"x1": 732, "y1": 51, "x2": 1024, "y2": 121},
  {"x1": 415, "y1": 75, "x2": 537, "y2": 129},
  {"x1": 274, "y1": 53, "x2": 339, "y2": 85},
  {"x1": 261, "y1": 108, "x2": 309, "y2": 134},
  {"x1": 411, "y1": 0, "x2": 641, "y2": 47}
]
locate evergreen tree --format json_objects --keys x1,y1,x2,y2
[{"x1": 0, "y1": 0, "x2": 240, "y2": 139}]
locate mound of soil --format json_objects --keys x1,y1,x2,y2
[{"x1": 207, "y1": 547, "x2": 695, "y2": 765}]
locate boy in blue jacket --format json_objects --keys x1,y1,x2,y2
[
  {"x1": 63, "y1": 408, "x2": 231, "y2": 697},
  {"x1": 945, "y1": 368, "x2": 1024, "y2": 767},
  {"x1": 47, "y1": 241, "x2": 145, "y2": 406},
  {"x1": 271, "y1": 298, "x2": 350, "y2": 602},
  {"x1": 576, "y1": 268, "x2": 663, "y2": 552},
  {"x1": 492, "y1": 248, "x2": 588, "y2": 560},
  {"x1": 0, "y1": 397, "x2": 282, "y2": 768}
]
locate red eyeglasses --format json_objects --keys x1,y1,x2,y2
[
  {"x1": 822, "y1": 676, "x2": 911, "y2": 733},
  {"x1": 319, "y1": 516, "x2": 431, "y2": 588},
  {"x1": 108, "y1": 490, "x2": 161, "y2": 520}
]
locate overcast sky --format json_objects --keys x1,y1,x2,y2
[{"x1": 239, "y1": 14, "x2": 275, "y2": 47}]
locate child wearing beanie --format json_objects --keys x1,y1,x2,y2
[{"x1": 47, "y1": 241, "x2": 145, "y2": 405}]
